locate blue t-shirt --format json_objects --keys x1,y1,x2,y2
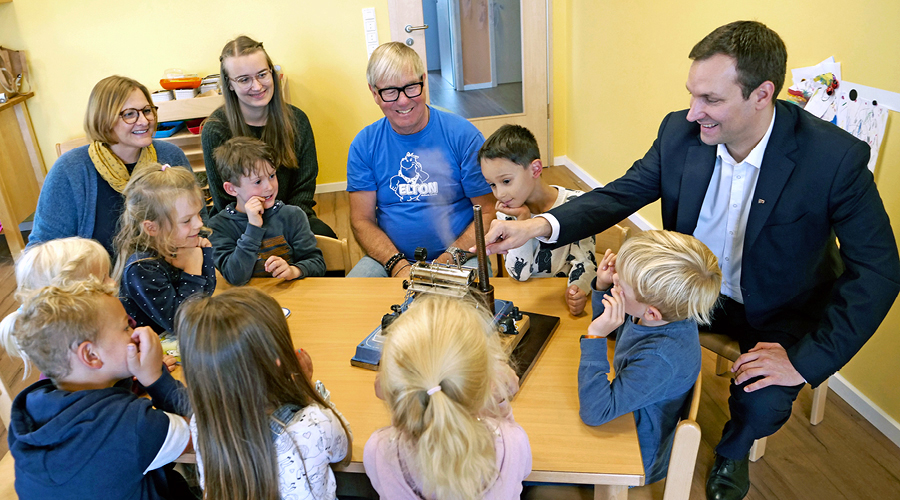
[{"x1": 346, "y1": 107, "x2": 491, "y2": 260}]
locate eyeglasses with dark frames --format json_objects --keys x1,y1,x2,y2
[
  {"x1": 119, "y1": 106, "x2": 158, "y2": 124},
  {"x1": 229, "y1": 69, "x2": 273, "y2": 89},
  {"x1": 377, "y1": 80, "x2": 424, "y2": 102}
]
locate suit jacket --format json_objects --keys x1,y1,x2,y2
[{"x1": 550, "y1": 101, "x2": 900, "y2": 386}]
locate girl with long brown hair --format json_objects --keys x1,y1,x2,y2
[
  {"x1": 177, "y1": 287, "x2": 351, "y2": 500},
  {"x1": 201, "y1": 35, "x2": 336, "y2": 238}
]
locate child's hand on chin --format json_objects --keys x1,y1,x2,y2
[
  {"x1": 587, "y1": 284, "x2": 625, "y2": 338},
  {"x1": 495, "y1": 200, "x2": 532, "y2": 221},
  {"x1": 127, "y1": 326, "x2": 164, "y2": 387},
  {"x1": 245, "y1": 196, "x2": 266, "y2": 227}
]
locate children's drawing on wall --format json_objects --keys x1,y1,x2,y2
[
  {"x1": 786, "y1": 57, "x2": 898, "y2": 172},
  {"x1": 836, "y1": 89, "x2": 888, "y2": 171}
]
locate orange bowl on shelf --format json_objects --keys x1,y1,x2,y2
[{"x1": 160, "y1": 77, "x2": 201, "y2": 90}]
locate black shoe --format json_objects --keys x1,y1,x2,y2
[{"x1": 706, "y1": 454, "x2": 750, "y2": 500}]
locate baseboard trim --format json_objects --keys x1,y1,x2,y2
[
  {"x1": 552, "y1": 155, "x2": 656, "y2": 231},
  {"x1": 829, "y1": 373, "x2": 900, "y2": 448},
  {"x1": 315, "y1": 182, "x2": 347, "y2": 194}
]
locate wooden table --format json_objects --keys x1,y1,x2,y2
[
  {"x1": 221, "y1": 277, "x2": 645, "y2": 499},
  {"x1": 0, "y1": 277, "x2": 644, "y2": 500}
]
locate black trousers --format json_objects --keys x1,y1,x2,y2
[{"x1": 709, "y1": 296, "x2": 805, "y2": 459}]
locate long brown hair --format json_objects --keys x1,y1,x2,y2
[
  {"x1": 176, "y1": 287, "x2": 351, "y2": 500},
  {"x1": 216, "y1": 36, "x2": 297, "y2": 169}
]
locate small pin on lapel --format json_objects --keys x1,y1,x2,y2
[{"x1": 758, "y1": 199, "x2": 765, "y2": 204}]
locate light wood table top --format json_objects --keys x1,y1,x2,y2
[
  {"x1": 0, "y1": 277, "x2": 643, "y2": 500},
  {"x1": 221, "y1": 277, "x2": 645, "y2": 497}
]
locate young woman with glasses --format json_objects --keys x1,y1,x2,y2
[
  {"x1": 30, "y1": 75, "x2": 200, "y2": 256},
  {"x1": 201, "y1": 36, "x2": 336, "y2": 238}
]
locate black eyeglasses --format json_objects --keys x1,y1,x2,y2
[
  {"x1": 119, "y1": 106, "x2": 158, "y2": 124},
  {"x1": 377, "y1": 80, "x2": 424, "y2": 102}
]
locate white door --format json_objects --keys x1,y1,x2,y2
[{"x1": 387, "y1": 0, "x2": 551, "y2": 162}]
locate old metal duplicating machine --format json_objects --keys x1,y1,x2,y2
[{"x1": 351, "y1": 205, "x2": 559, "y2": 383}]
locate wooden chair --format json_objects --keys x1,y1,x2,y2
[
  {"x1": 662, "y1": 372, "x2": 703, "y2": 500},
  {"x1": 596, "y1": 223, "x2": 631, "y2": 255},
  {"x1": 55, "y1": 137, "x2": 89, "y2": 158},
  {"x1": 315, "y1": 235, "x2": 352, "y2": 276},
  {"x1": 698, "y1": 331, "x2": 829, "y2": 462}
]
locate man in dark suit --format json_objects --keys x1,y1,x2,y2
[{"x1": 480, "y1": 21, "x2": 900, "y2": 500}]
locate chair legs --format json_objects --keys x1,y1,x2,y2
[
  {"x1": 715, "y1": 354, "x2": 731, "y2": 376},
  {"x1": 749, "y1": 437, "x2": 767, "y2": 462},
  {"x1": 810, "y1": 379, "x2": 828, "y2": 425}
]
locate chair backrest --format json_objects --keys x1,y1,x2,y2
[
  {"x1": 56, "y1": 137, "x2": 90, "y2": 158},
  {"x1": 596, "y1": 223, "x2": 631, "y2": 255},
  {"x1": 315, "y1": 235, "x2": 351, "y2": 274},
  {"x1": 662, "y1": 372, "x2": 703, "y2": 500}
]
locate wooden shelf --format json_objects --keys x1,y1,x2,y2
[{"x1": 156, "y1": 94, "x2": 223, "y2": 122}]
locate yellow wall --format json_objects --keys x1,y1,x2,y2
[
  {"x1": 3, "y1": 0, "x2": 897, "y2": 422},
  {"x1": 558, "y1": 1, "x2": 900, "y2": 421},
  {"x1": 0, "y1": 0, "x2": 390, "y2": 184}
]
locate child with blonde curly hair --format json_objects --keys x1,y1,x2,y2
[{"x1": 7, "y1": 278, "x2": 192, "y2": 499}]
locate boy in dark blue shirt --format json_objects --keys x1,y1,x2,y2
[
  {"x1": 578, "y1": 230, "x2": 721, "y2": 483},
  {"x1": 7, "y1": 279, "x2": 191, "y2": 500}
]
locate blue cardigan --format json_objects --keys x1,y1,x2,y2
[{"x1": 29, "y1": 141, "x2": 194, "y2": 253}]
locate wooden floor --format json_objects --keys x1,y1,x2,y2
[
  {"x1": 1, "y1": 164, "x2": 899, "y2": 499},
  {"x1": 428, "y1": 70, "x2": 523, "y2": 119}
]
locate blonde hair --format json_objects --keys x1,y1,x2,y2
[
  {"x1": 366, "y1": 42, "x2": 426, "y2": 88},
  {"x1": 0, "y1": 238, "x2": 111, "y2": 376},
  {"x1": 213, "y1": 136, "x2": 276, "y2": 186},
  {"x1": 177, "y1": 287, "x2": 352, "y2": 500},
  {"x1": 379, "y1": 295, "x2": 511, "y2": 500},
  {"x1": 12, "y1": 278, "x2": 117, "y2": 383},
  {"x1": 112, "y1": 162, "x2": 207, "y2": 281},
  {"x1": 617, "y1": 230, "x2": 722, "y2": 325},
  {"x1": 83, "y1": 75, "x2": 156, "y2": 144},
  {"x1": 216, "y1": 35, "x2": 297, "y2": 169}
]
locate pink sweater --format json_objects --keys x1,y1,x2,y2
[{"x1": 363, "y1": 413, "x2": 532, "y2": 499}]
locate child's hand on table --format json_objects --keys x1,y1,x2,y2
[
  {"x1": 162, "y1": 354, "x2": 177, "y2": 372},
  {"x1": 566, "y1": 285, "x2": 587, "y2": 315},
  {"x1": 266, "y1": 256, "x2": 301, "y2": 280}
]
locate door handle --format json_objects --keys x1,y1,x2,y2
[{"x1": 404, "y1": 24, "x2": 429, "y2": 33}]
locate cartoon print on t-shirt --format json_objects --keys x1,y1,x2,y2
[{"x1": 390, "y1": 152, "x2": 439, "y2": 201}]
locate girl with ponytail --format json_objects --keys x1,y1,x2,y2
[{"x1": 365, "y1": 294, "x2": 532, "y2": 500}]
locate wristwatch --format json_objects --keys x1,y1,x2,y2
[{"x1": 445, "y1": 246, "x2": 468, "y2": 266}]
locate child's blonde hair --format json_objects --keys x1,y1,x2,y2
[
  {"x1": 176, "y1": 287, "x2": 352, "y2": 500},
  {"x1": 113, "y1": 162, "x2": 206, "y2": 280},
  {"x1": 617, "y1": 230, "x2": 722, "y2": 325},
  {"x1": 379, "y1": 294, "x2": 511, "y2": 500},
  {"x1": 0, "y1": 238, "x2": 111, "y2": 376},
  {"x1": 11, "y1": 278, "x2": 117, "y2": 383}
]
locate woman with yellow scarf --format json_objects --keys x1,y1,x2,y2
[{"x1": 30, "y1": 75, "x2": 202, "y2": 256}]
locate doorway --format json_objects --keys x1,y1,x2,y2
[{"x1": 387, "y1": 0, "x2": 550, "y2": 162}]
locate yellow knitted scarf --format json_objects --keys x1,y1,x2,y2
[{"x1": 88, "y1": 141, "x2": 158, "y2": 193}]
